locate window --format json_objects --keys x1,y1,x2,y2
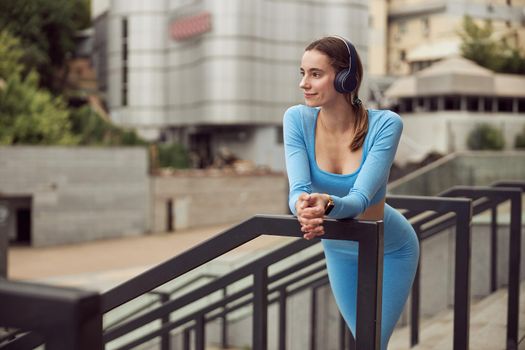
[
  {"x1": 444, "y1": 96, "x2": 460, "y2": 110},
  {"x1": 498, "y1": 97, "x2": 513, "y2": 112},
  {"x1": 466, "y1": 96, "x2": 479, "y2": 112}
]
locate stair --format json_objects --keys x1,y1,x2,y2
[{"x1": 389, "y1": 281, "x2": 525, "y2": 350}]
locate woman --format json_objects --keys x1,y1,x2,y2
[{"x1": 283, "y1": 36, "x2": 419, "y2": 349}]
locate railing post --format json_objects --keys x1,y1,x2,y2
[
  {"x1": 410, "y1": 247, "x2": 421, "y2": 347},
  {"x1": 355, "y1": 221, "x2": 384, "y2": 350},
  {"x1": 182, "y1": 327, "x2": 190, "y2": 350},
  {"x1": 310, "y1": 287, "x2": 317, "y2": 350},
  {"x1": 253, "y1": 266, "x2": 268, "y2": 350},
  {"x1": 278, "y1": 288, "x2": 287, "y2": 350},
  {"x1": 221, "y1": 287, "x2": 228, "y2": 349},
  {"x1": 151, "y1": 291, "x2": 171, "y2": 350},
  {"x1": 452, "y1": 200, "x2": 472, "y2": 350},
  {"x1": 490, "y1": 206, "x2": 498, "y2": 293},
  {"x1": 506, "y1": 190, "x2": 521, "y2": 350},
  {"x1": 195, "y1": 314, "x2": 205, "y2": 350}
]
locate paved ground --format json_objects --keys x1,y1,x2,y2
[{"x1": 7, "y1": 222, "x2": 289, "y2": 291}]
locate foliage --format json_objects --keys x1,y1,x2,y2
[
  {"x1": 69, "y1": 106, "x2": 147, "y2": 146},
  {"x1": 0, "y1": 31, "x2": 24, "y2": 80},
  {"x1": 458, "y1": 16, "x2": 525, "y2": 74},
  {"x1": 515, "y1": 125, "x2": 525, "y2": 149},
  {"x1": 0, "y1": 0, "x2": 91, "y2": 92},
  {"x1": 467, "y1": 124, "x2": 505, "y2": 151},
  {"x1": 0, "y1": 30, "x2": 77, "y2": 145},
  {"x1": 0, "y1": 29, "x2": 147, "y2": 147},
  {"x1": 157, "y1": 143, "x2": 191, "y2": 169}
]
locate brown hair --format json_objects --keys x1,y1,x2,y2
[{"x1": 305, "y1": 36, "x2": 368, "y2": 151}]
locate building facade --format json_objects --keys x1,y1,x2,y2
[
  {"x1": 385, "y1": 0, "x2": 525, "y2": 76},
  {"x1": 94, "y1": 0, "x2": 370, "y2": 170},
  {"x1": 385, "y1": 56, "x2": 525, "y2": 161}
]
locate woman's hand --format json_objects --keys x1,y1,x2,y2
[{"x1": 296, "y1": 193, "x2": 329, "y2": 240}]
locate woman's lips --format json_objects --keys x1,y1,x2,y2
[{"x1": 304, "y1": 93, "x2": 316, "y2": 99}]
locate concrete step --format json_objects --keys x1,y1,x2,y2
[{"x1": 389, "y1": 281, "x2": 525, "y2": 350}]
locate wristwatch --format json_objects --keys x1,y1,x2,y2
[{"x1": 324, "y1": 195, "x2": 334, "y2": 215}]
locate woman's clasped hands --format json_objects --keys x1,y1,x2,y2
[{"x1": 295, "y1": 193, "x2": 330, "y2": 240}]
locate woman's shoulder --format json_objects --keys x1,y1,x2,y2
[
  {"x1": 367, "y1": 108, "x2": 403, "y2": 130},
  {"x1": 283, "y1": 104, "x2": 318, "y2": 125}
]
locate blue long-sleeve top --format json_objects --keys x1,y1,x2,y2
[{"x1": 283, "y1": 104, "x2": 403, "y2": 219}]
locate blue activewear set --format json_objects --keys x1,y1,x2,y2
[{"x1": 283, "y1": 104, "x2": 419, "y2": 349}]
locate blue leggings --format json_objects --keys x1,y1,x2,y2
[{"x1": 322, "y1": 205, "x2": 419, "y2": 350}]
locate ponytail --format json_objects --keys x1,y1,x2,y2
[{"x1": 345, "y1": 94, "x2": 368, "y2": 151}]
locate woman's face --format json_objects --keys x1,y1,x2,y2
[{"x1": 299, "y1": 49, "x2": 339, "y2": 108}]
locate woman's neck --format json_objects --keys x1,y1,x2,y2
[{"x1": 319, "y1": 99, "x2": 356, "y2": 136}]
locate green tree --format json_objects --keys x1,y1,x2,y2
[
  {"x1": 0, "y1": 30, "x2": 77, "y2": 145},
  {"x1": 69, "y1": 105, "x2": 147, "y2": 146},
  {"x1": 0, "y1": 0, "x2": 91, "y2": 93},
  {"x1": 459, "y1": 16, "x2": 525, "y2": 74},
  {"x1": 467, "y1": 124, "x2": 505, "y2": 151}
]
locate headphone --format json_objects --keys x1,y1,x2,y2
[{"x1": 331, "y1": 35, "x2": 358, "y2": 94}]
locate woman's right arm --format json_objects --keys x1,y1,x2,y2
[{"x1": 283, "y1": 107, "x2": 312, "y2": 215}]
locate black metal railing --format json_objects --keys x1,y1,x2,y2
[
  {"x1": 1, "y1": 181, "x2": 521, "y2": 350},
  {"x1": 0, "y1": 280, "x2": 102, "y2": 349},
  {"x1": 102, "y1": 215, "x2": 384, "y2": 350},
  {"x1": 385, "y1": 181, "x2": 523, "y2": 350},
  {"x1": 386, "y1": 195, "x2": 472, "y2": 349},
  {"x1": 438, "y1": 183, "x2": 523, "y2": 350},
  {"x1": 0, "y1": 215, "x2": 384, "y2": 350}
]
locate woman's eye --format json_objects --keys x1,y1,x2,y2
[{"x1": 312, "y1": 72, "x2": 321, "y2": 78}]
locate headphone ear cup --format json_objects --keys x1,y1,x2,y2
[{"x1": 334, "y1": 68, "x2": 357, "y2": 93}]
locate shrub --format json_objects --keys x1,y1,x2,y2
[
  {"x1": 467, "y1": 124, "x2": 505, "y2": 150},
  {"x1": 157, "y1": 142, "x2": 190, "y2": 169},
  {"x1": 515, "y1": 125, "x2": 525, "y2": 149}
]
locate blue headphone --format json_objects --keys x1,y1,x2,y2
[{"x1": 331, "y1": 35, "x2": 358, "y2": 94}]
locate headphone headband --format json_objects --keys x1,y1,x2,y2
[{"x1": 330, "y1": 35, "x2": 358, "y2": 94}]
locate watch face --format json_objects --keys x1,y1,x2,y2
[{"x1": 324, "y1": 201, "x2": 334, "y2": 215}]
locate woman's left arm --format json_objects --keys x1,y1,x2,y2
[{"x1": 327, "y1": 112, "x2": 403, "y2": 219}]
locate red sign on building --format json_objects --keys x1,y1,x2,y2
[{"x1": 170, "y1": 11, "x2": 212, "y2": 41}]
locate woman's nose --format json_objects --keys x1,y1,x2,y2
[{"x1": 299, "y1": 76, "x2": 309, "y2": 89}]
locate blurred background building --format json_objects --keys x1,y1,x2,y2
[
  {"x1": 92, "y1": 0, "x2": 371, "y2": 170},
  {"x1": 382, "y1": 0, "x2": 525, "y2": 76}
]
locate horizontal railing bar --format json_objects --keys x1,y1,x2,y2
[
  {"x1": 0, "y1": 331, "x2": 43, "y2": 350},
  {"x1": 117, "y1": 271, "x2": 332, "y2": 350},
  {"x1": 0, "y1": 329, "x2": 23, "y2": 344},
  {"x1": 104, "y1": 273, "x2": 218, "y2": 331},
  {"x1": 107, "y1": 254, "x2": 326, "y2": 344},
  {"x1": 105, "y1": 217, "x2": 382, "y2": 341},
  {"x1": 102, "y1": 218, "x2": 262, "y2": 312},
  {"x1": 104, "y1": 238, "x2": 315, "y2": 342},
  {"x1": 103, "y1": 215, "x2": 380, "y2": 313}
]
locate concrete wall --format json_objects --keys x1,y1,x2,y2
[
  {"x1": 151, "y1": 172, "x2": 289, "y2": 232},
  {"x1": 388, "y1": 151, "x2": 525, "y2": 321},
  {"x1": 389, "y1": 151, "x2": 525, "y2": 196},
  {"x1": 0, "y1": 147, "x2": 150, "y2": 247},
  {"x1": 396, "y1": 113, "x2": 525, "y2": 165}
]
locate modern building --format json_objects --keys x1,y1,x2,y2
[
  {"x1": 93, "y1": 0, "x2": 370, "y2": 170},
  {"x1": 384, "y1": 0, "x2": 525, "y2": 76},
  {"x1": 385, "y1": 56, "x2": 525, "y2": 161}
]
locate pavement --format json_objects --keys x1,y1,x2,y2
[{"x1": 7, "y1": 222, "x2": 290, "y2": 291}]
